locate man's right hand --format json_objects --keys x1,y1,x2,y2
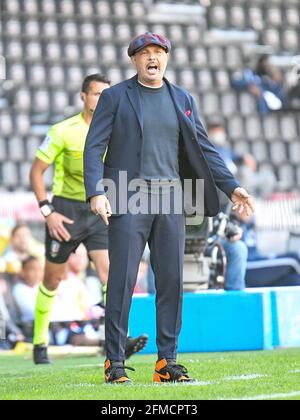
[
  {"x1": 46, "y1": 212, "x2": 74, "y2": 242},
  {"x1": 91, "y1": 195, "x2": 112, "y2": 226}
]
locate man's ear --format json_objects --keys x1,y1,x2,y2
[
  {"x1": 131, "y1": 56, "x2": 137, "y2": 67},
  {"x1": 80, "y1": 92, "x2": 85, "y2": 103}
]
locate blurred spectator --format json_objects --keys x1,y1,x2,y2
[
  {"x1": 222, "y1": 225, "x2": 248, "y2": 291},
  {"x1": 13, "y1": 257, "x2": 43, "y2": 323},
  {"x1": 238, "y1": 214, "x2": 300, "y2": 287},
  {"x1": 0, "y1": 290, "x2": 25, "y2": 350},
  {"x1": 207, "y1": 118, "x2": 276, "y2": 197},
  {"x1": 2, "y1": 223, "x2": 32, "y2": 274},
  {"x1": 134, "y1": 256, "x2": 149, "y2": 293},
  {"x1": 51, "y1": 251, "x2": 96, "y2": 323},
  {"x1": 232, "y1": 55, "x2": 286, "y2": 113},
  {"x1": 70, "y1": 244, "x2": 104, "y2": 307},
  {"x1": 286, "y1": 72, "x2": 300, "y2": 111}
]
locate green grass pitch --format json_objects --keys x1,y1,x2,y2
[{"x1": 0, "y1": 349, "x2": 300, "y2": 400}]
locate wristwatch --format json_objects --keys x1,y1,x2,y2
[{"x1": 39, "y1": 200, "x2": 55, "y2": 218}]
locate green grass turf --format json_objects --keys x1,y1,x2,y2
[{"x1": 0, "y1": 349, "x2": 300, "y2": 400}]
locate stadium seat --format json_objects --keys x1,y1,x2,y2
[
  {"x1": 130, "y1": 2, "x2": 146, "y2": 18},
  {"x1": 191, "y1": 47, "x2": 207, "y2": 68},
  {"x1": 29, "y1": 65, "x2": 47, "y2": 84},
  {"x1": 19, "y1": 162, "x2": 32, "y2": 188},
  {"x1": 278, "y1": 164, "x2": 295, "y2": 190},
  {"x1": 245, "y1": 115, "x2": 262, "y2": 142},
  {"x1": 280, "y1": 115, "x2": 298, "y2": 142},
  {"x1": 172, "y1": 47, "x2": 189, "y2": 67},
  {"x1": 95, "y1": 1, "x2": 111, "y2": 18},
  {"x1": 32, "y1": 90, "x2": 50, "y2": 114},
  {"x1": 285, "y1": 7, "x2": 300, "y2": 27},
  {"x1": 263, "y1": 115, "x2": 280, "y2": 142},
  {"x1": 9, "y1": 63, "x2": 26, "y2": 84},
  {"x1": 45, "y1": 43, "x2": 61, "y2": 61},
  {"x1": 15, "y1": 89, "x2": 31, "y2": 111},
  {"x1": 0, "y1": 139, "x2": 7, "y2": 162},
  {"x1": 168, "y1": 25, "x2": 184, "y2": 43},
  {"x1": 113, "y1": 1, "x2": 128, "y2": 18},
  {"x1": 289, "y1": 142, "x2": 300, "y2": 164},
  {"x1": 263, "y1": 28, "x2": 281, "y2": 51},
  {"x1": 270, "y1": 142, "x2": 287, "y2": 165},
  {"x1": 248, "y1": 7, "x2": 264, "y2": 31},
  {"x1": 197, "y1": 70, "x2": 213, "y2": 91},
  {"x1": 61, "y1": 22, "x2": 78, "y2": 41},
  {"x1": 0, "y1": 113, "x2": 13, "y2": 136},
  {"x1": 23, "y1": 0, "x2": 39, "y2": 15},
  {"x1": 41, "y1": 0, "x2": 56, "y2": 15},
  {"x1": 98, "y1": 23, "x2": 114, "y2": 41},
  {"x1": 2, "y1": 162, "x2": 19, "y2": 188},
  {"x1": 251, "y1": 142, "x2": 268, "y2": 163},
  {"x1": 60, "y1": 0, "x2": 75, "y2": 15},
  {"x1": 82, "y1": 44, "x2": 99, "y2": 63},
  {"x1": 221, "y1": 92, "x2": 238, "y2": 117},
  {"x1": 186, "y1": 26, "x2": 201, "y2": 44},
  {"x1": 225, "y1": 46, "x2": 242, "y2": 70},
  {"x1": 115, "y1": 24, "x2": 132, "y2": 42},
  {"x1": 43, "y1": 21, "x2": 59, "y2": 39},
  {"x1": 282, "y1": 29, "x2": 299, "y2": 52},
  {"x1": 48, "y1": 66, "x2": 65, "y2": 85},
  {"x1": 3, "y1": 0, "x2": 21, "y2": 14},
  {"x1": 81, "y1": 23, "x2": 96, "y2": 40},
  {"x1": 266, "y1": 7, "x2": 282, "y2": 27},
  {"x1": 15, "y1": 115, "x2": 31, "y2": 136},
  {"x1": 208, "y1": 47, "x2": 224, "y2": 69},
  {"x1": 67, "y1": 67, "x2": 83, "y2": 85},
  {"x1": 8, "y1": 137, "x2": 24, "y2": 162},
  {"x1": 24, "y1": 20, "x2": 40, "y2": 37},
  {"x1": 78, "y1": 0, "x2": 95, "y2": 16},
  {"x1": 227, "y1": 115, "x2": 244, "y2": 141},
  {"x1": 26, "y1": 137, "x2": 43, "y2": 161},
  {"x1": 6, "y1": 41, "x2": 23, "y2": 60},
  {"x1": 215, "y1": 70, "x2": 230, "y2": 91},
  {"x1": 5, "y1": 19, "x2": 22, "y2": 37},
  {"x1": 209, "y1": 6, "x2": 228, "y2": 28},
  {"x1": 229, "y1": 6, "x2": 246, "y2": 30}
]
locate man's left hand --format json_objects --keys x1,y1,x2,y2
[{"x1": 231, "y1": 187, "x2": 255, "y2": 217}]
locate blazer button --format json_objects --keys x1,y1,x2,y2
[{"x1": 137, "y1": 152, "x2": 141, "y2": 158}]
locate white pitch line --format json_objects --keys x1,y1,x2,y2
[
  {"x1": 236, "y1": 391, "x2": 300, "y2": 401},
  {"x1": 224, "y1": 374, "x2": 269, "y2": 381}
]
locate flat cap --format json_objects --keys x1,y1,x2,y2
[{"x1": 128, "y1": 32, "x2": 171, "y2": 57}]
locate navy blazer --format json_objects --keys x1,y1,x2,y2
[{"x1": 84, "y1": 75, "x2": 240, "y2": 217}]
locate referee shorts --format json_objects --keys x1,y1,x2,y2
[{"x1": 45, "y1": 196, "x2": 108, "y2": 264}]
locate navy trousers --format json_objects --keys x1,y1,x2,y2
[{"x1": 105, "y1": 190, "x2": 185, "y2": 361}]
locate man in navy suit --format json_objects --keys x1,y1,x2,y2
[{"x1": 84, "y1": 33, "x2": 254, "y2": 384}]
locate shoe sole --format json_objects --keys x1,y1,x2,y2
[{"x1": 125, "y1": 335, "x2": 149, "y2": 359}]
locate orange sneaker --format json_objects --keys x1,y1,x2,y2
[
  {"x1": 104, "y1": 359, "x2": 134, "y2": 384},
  {"x1": 153, "y1": 359, "x2": 195, "y2": 383}
]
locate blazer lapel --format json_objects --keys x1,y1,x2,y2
[
  {"x1": 165, "y1": 78, "x2": 196, "y2": 136},
  {"x1": 126, "y1": 76, "x2": 143, "y2": 134}
]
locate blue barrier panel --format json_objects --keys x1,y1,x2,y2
[
  {"x1": 129, "y1": 290, "x2": 273, "y2": 354},
  {"x1": 270, "y1": 286, "x2": 300, "y2": 348}
]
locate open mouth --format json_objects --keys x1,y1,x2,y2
[{"x1": 147, "y1": 64, "x2": 159, "y2": 75}]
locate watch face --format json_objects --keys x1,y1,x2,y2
[{"x1": 41, "y1": 205, "x2": 52, "y2": 217}]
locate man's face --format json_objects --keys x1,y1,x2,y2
[
  {"x1": 22, "y1": 260, "x2": 44, "y2": 288},
  {"x1": 67, "y1": 244, "x2": 89, "y2": 275},
  {"x1": 131, "y1": 44, "x2": 169, "y2": 86},
  {"x1": 11, "y1": 226, "x2": 32, "y2": 254},
  {"x1": 81, "y1": 81, "x2": 110, "y2": 114},
  {"x1": 208, "y1": 127, "x2": 227, "y2": 147}
]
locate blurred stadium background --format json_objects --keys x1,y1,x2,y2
[{"x1": 1, "y1": 0, "x2": 300, "y2": 392}]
